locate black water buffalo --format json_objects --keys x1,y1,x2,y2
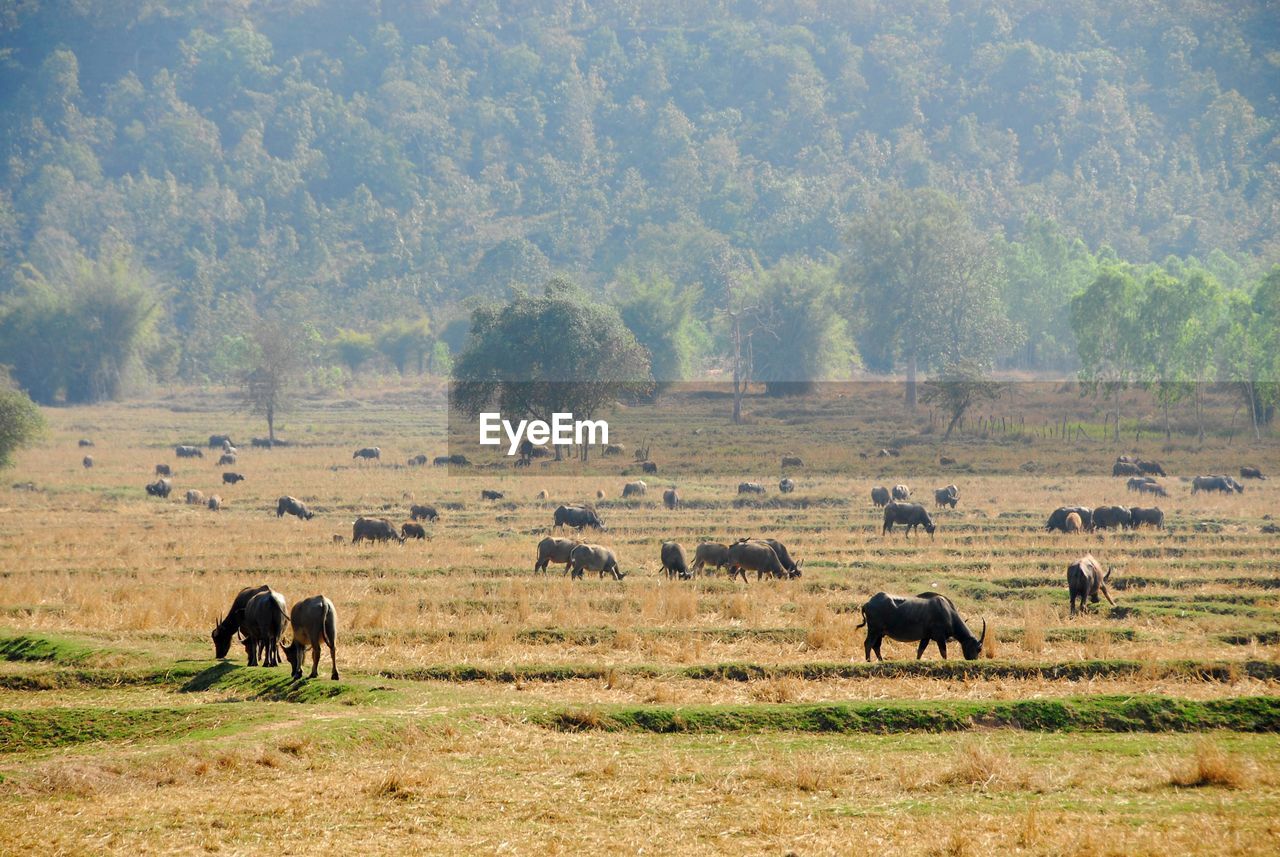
[
  {"x1": 218, "y1": 453, "x2": 236, "y2": 466},
  {"x1": 480, "y1": 489, "x2": 504, "y2": 500},
  {"x1": 1093, "y1": 505, "x2": 1133, "y2": 530},
  {"x1": 277, "y1": 496, "x2": 314, "y2": 520},
  {"x1": 725, "y1": 540, "x2": 791, "y2": 582},
  {"x1": 353, "y1": 447, "x2": 381, "y2": 461},
  {"x1": 1046, "y1": 506, "x2": 1093, "y2": 532},
  {"x1": 892, "y1": 484, "x2": 911, "y2": 501},
  {"x1": 353, "y1": 517, "x2": 403, "y2": 544},
  {"x1": 663, "y1": 488, "x2": 680, "y2": 509},
  {"x1": 186, "y1": 489, "x2": 205, "y2": 505},
  {"x1": 78, "y1": 438, "x2": 93, "y2": 447},
  {"x1": 1241, "y1": 466, "x2": 1266, "y2": 480},
  {"x1": 857, "y1": 592, "x2": 986, "y2": 661},
  {"x1": 211, "y1": 584, "x2": 271, "y2": 659},
  {"x1": 660, "y1": 541, "x2": 690, "y2": 579},
  {"x1": 1137, "y1": 459, "x2": 1166, "y2": 477},
  {"x1": 1113, "y1": 460, "x2": 1142, "y2": 476},
  {"x1": 282, "y1": 595, "x2": 339, "y2": 680},
  {"x1": 622, "y1": 480, "x2": 647, "y2": 498},
  {"x1": 641, "y1": 461, "x2": 658, "y2": 474},
  {"x1": 1126, "y1": 476, "x2": 1155, "y2": 492},
  {"x1": 691, "y1": 542, "x2": 731, "y2": 576},
  {"x1": 223, "y1": 472, "x2": 245, "y2": 484},
  {"x1": 242, "y1": 588, "x2": 288, "y2": 666},
  {"x1": 400, "y1": 522, "x2": 427, "y2": 540},
  {"x1": 208, "y1": 434, "x2": 234, "y2": 449},
  {"x1": 534, "y1": 536, "x2": 580, "y2": 574},
  {"x1": 146, "y1": 478, "x2": 172, "y2": 498},
  {"x1": 176, "y1": 445, "x2": 203, "y2": 458},
  {"x1": 554, "y1": 505, "x2": 604, "y2": 531},
  {"x1": 82, "y1": 455, "x2": 93, "y2": 468},
  {"x1": 738, "y1": 482, "x2": 765, "y2": 495},
  {"x1": 1130, "y1": 506, "x2": 1164, "y2": 529},
  {"x1": 433, "y1": 454, "x2": 471, "y2": 466},
  {"x1": 569, "y1": 544, "x2": 624, "y2": 580},
  {"x1": 779, "y1": 477, "x2": 795, "y2": 494},
  {"x1": 882, "y1": 502, "x2": 936, "y2": 537},
  {"x1": 781, "y1": 456, "x2": 803, "y2": 468},
  {"x1": 251, "y1": 437, "x2": 273, "y2": 448},
  {"x1": 1192, "y1": 475, "x2": 1241, "y2": 494},
  {"x1": 934, "y1": 485, "x2": 958, "y2": 508},
  {"x1": 1067, "y1": 554, "x2": 1114, "y2": 615},
  {"x1": 409, "y1": 504, "x2": 438, "y2": 521},
  {"x1": 870, "y1": 486, "x2": 891, "y2": 507},
  {"x1": 155, "y1": 463, "x2": 171, "y2": 476},
  {"x1": 408, "y1": 454, "x2": 429, "y2": 466}
]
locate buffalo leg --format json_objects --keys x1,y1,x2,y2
[
  {"x1": 916, "y1": 639, "x2": 929, "y2": 659},
  {"x1": 937, "y1": 639, "x2": 948, "y2": 659},
  {"x1": 310, "y1": 643, "x2": 320, "y2": 679}
]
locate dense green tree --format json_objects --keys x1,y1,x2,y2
[
  {"x1": 376, "y1": 318, "x2": 433, "y2": 375},
  {"x1": 330, "y1": 329, "x2": 377, "y2": 373},
  {"x1": 1070, "y1": 266, "x2": 1145, "y2": 439},
  {"x1": 614, "y1": 271, "x2": 705, "y2": 387},
  {"x1": 0, "y1": 383, "x2": 45, "y2": 469}
]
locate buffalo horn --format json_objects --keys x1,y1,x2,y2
[{"x1": 978, "y1": 619, "x2": 987, "y2": 646}]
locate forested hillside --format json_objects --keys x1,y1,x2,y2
[{"x1": 0, "y1": 1, "x2": 1277, "y2": 400}]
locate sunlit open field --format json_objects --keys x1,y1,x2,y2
[{"x1": 1, "y1": 383, "x2": 1278, "y2": 855}]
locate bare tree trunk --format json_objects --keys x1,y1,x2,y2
[{"x1": 732, "y1": 312, "x2": 744, "y2": 424}]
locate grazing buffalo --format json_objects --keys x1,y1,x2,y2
[
  {"x1": 756, "y1": 538, "x2": 802, "y2": 578},
  {"x1": 409, "y1": 504, "x2": 438, "y2": 521},
  {"x1": 223, "y1": 472, "x2": 245, "y2": 485},
  {"x1": 408, "y1": 454, "x2": 429, "y2": 466},
  {"x1": 781, "y1": 456, "x2": 803, "y2": 468},
  {"x1": 82, "y1": 456, "x2": 93, "y2": 468},
  {"x1": 1137, "y1": 460, "x2": 1166, "y2": 477},
  {"x1": 596, "y1": 489, "x2": 606, "y2": 499},
  {"x1": 433, "y1": 454, "x2": 471, "y2": 466},
  {"x1": 176, "y1": 445, "x2": 203, "y2": 458},
  {"x1": 534, "y1": 537, "x2": 580, "y2": 574},
  {"x1": 856, "y1": 592, "x2": 986, "y2": 662},
  {"x1": 400, "y1": 522, "x2": 427, "y2": 540},
  {"x1": 640, "y1": 461, "x2": 658, "y2": 474},
  {"x1": 155, "y1": 463, "x2": 171, "y2": 476},
  {"x1": 882, "y1": 502, "x2": 936, "y2": 537},
  {"x1": 353, "y1": 447, "x2": 381, "y2": 461},
  {"x1": 251, "y1": 437, "x2": 273, "y2": 448},
  {"x1": 353, "y1": 517, "x2": 403, "y2": 544},
  {"x1": 1126, "y1": 476, "x2": 1155, "y2": 492},
  {"x1": 892, "y1": 484, "x2": 911, "y2": 501},
  {"x1": 554, "y1": 504, "x2": 604, "y2": 531},
  {"x1": 1241, "y1": 466, "x2": 1266, "y2": 480},
  {"x1": 282, "y1": 595, "x2": 339, "y2": 681},
  {"x1": 211, "y1": 584, "x2": 271, "y2": 659},
  {"x1": 603, "y1": 444, "x2": 625, "y2": 457},
  {"x1": 779, "y1": 477, "x2": 795, "y2": 494},
  {"x1": 663, "y1": 488, "x2": 680, "y2": 509},
  {"x1": 1113, "y1": 460, "x2": 1142, "y2": 476},
  {"x1": 934, "y1": 485, "x2": 959, "y2": 508},
  {"x1": 691, "y1": 542, "x2": 731, "y2": 576},
  {"x1": 1046, "y1": 506, "x2": 1093, "y2": 532},
  {"x1": 277, "y1": 496, "x2": 314, "y2": 520},
  {"x1": 208, "y1": 435, "x2": 234, "y2": 449},
  {"x1": 726, "y1": 540, "x2": 792, "y2": 582},
  {"x1": 1130, "y1": 506, "x2": 1164, "y2": 529},
  {"x1": 218, "y1": 453, "x2": 236, "y2": 466},
  {"x1": 243, "y1": 588, "x2": 288, "y2": 667},
  {"x1": 207, "y1": 495, "x2": 223, "y2": 511},
  {"x1": 1192, "y1": 475, "x2": 1241, "y2": 494},
  {"x1": 1067, "y1": 554, "x2": 1115, "y2": 615},
  {"x1": 569, "y1": 544, "x2": 624, "y2": 580},
  {"x1": 1093, "y1": 505, "x2": 1132, "y2": 530},
  {"x1": 480, "y1": 489, "x2": 505, "y2": 500},
  {"x1": 78, "y1": 439, "x2": 94, "y2": 447},
  {"x1": 622, "y1": 480, "x2": 647, "y2": 498},
  {"x1": 738, "y1": 482, "x2": 765, "y2": 495},
  {"x1": 870, "y1": 486, "x2": 891, "y2": 507},
  {"x1": 146, "y1": 478, "x2": 172, "y2": 498},
  {"x1": 1064, "y1": 512, "x2": 1084, "y2": 533},
  {"x1": 186, "y1": 489, "x2": 205, "y2": 505},
  {"x1": 660, "y1": 542, "x2": 691, "y2": 579}
]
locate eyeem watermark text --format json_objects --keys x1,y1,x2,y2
[{"x1": 479, "y1": 413, "x2": 608, "y2": 455}]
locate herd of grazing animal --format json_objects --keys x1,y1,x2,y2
[{"x1": 212, "y1": 586, "x2": 339, "y2": 681}]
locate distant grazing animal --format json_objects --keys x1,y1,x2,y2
[
  {"x1": 480, "y1": 489, "x2": 504, "y2": 500},
  {"x1": 409, "y1": 504, "x2": 438, "y2": 522},
  {"x1": 1126, "y1": 476, "x2": 1156, "y2": 492},
  {"x1": 1112, "y1": 460, "x2": 1142, "y2": 476},
  {"x1": 623, "y1": 480, "x2": 647, "y2": 498},
  {"x1": 1130, "y1": 506, "x2": 1164, "y2": 529},
  {"x1": 892, "y1": 484, "x2": 911, "y2": 501},
  {"x1": 332, "y1": 534, "x2": 345, "y2": 544},
  {"x1": 1240, "y1": 466, "x2": 1266, "y2": 480},
  {"x1": 78, "y1": 439, "x2": 93, "y2": 447},
  {"x1": 554, "y1": 504, "x2": 604, "y2": 531},
  {"x1": 602, "y1": 444, "x2": 625, "y2": 457},
  {"x1": 1092, "y1": 505, "x2": 1132, "y2": 530},
  {"x1": 1046, "y1": 506, "x2": 1093, "y2": 532},
  {"x1": 753, "y1": 538, "x2": 802, "y2": 578},
  {"x1": 82, "y1": 456, "x2": 93, "y2": 468},
  {"x1": 218, "y1": 453, "x2": 236, "y2": 466},
  {"x1": 251, "y1": 437, "x2": 273, "y2": 448},
  {"x1": 155, "y1": 463, "x2": 171, "y2": 476},
  {"x1": 186, "y1": 489, "x2": 205, "y2": 505},
  {"x1": 640, "y1": 461, "x2": 658, "y2": 474},
  {"x1": 663, "y1": 488, "x2": 680, "y2": 509},
  {"x1": 534, "y1": 537, "x2": 580, "y2": 574},
  {"x1": 878, "y1": 448, "x2": 899, "y2": 458},
  {"x1": 737, "y1": 482, "x2": 765, "y2": 495},
  {"x1": 353, "y1": 447, "x2": 381, "y2": 461},
  {"x1": 282, "y1": 595, "x2": 339, "y2": 680},
  {"x1": 660, "y1": 541, "x2": 690, "y2": 579},
  {"x1": 1064, "y1": 512, "x2": 1083, "y2": 533},
  {"x1": 537, "y1": 489, "x2": 549, "y2": 500},
  {"x1": 1137, "y1": 459, "x2": 1166, "y2": 477},
  {"x1": 408, "y1": 454, "x2": 429, "y2": 466},
  {"x1": 857, "y1": 592, "x2": 986, "y2": 661},
  {"x1": 779, "y1": 477, "x2": 795, "y2": 494},
  {"x1": 939, "y1": 456, "x2": 955, "y2": 466},
  {"x1": 870, "y1": 486, "x2": 891, "y2": 507},
  {"x1": 400, "y1": 522, "x2": 427, "y2": 540},
  {"x1": 211, "y1": 584, "x2": 271, "y2": 659},
  {"x1": 1067, "y1": 554, "x2": 1114, "y2": 615},
  {"x1": 207, "y1": 495, "x2": 223, "y2": 511},
  {"x1": 934, "y1": 485, "x2": 958, "y2": 508},
  {"x1": 222, "y1": 472, "x2": 245, "y2": 485},
  {"x1": 1192, "y1": 475, "x2": 1241, "y2": 494},
  {"x1": 569, "y1": 543, "x2": 624, "y2": 580},
  {"x1": 208, "y1": 435, "x2": 234, "y2": 449},
  {"x1": 691, "y1": 542, "x2": 731, "y2": 576},
  {"x1": 222, "y1": 444, "x2": 237, "y2": 457},
  {"x1": 277, "y1": 496, "x2": 314, "y2": 520},
  {"x1": 882, "y1": 502, "x2": 936, "y2": 537},
  {"x1": 175, "y1": 445, "x2": 203, "y2": 459},
  {"x1": 242, "y1": 588, "x2": 288, "y2": 667},
  {"x1": 352, "y1": 517, "x2": 403, "y2": 544},
  {"x1": 596, "y1": 489, "x2": 606, "y2": 499},
  {"x1": 146, "y1": 478, "x2": 172, "y2": 498},
  {"x1": 433, "y1": 454, "x2": 471, "y2": 466},
  {"x1": 781, "y1": 456, "x2": 803, "y2": 468},
  {"x1": 725, "y1": 540, "x2": 790, "y2": 582}
]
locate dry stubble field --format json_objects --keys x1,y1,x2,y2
[{"x1": 1, "y1": 383, "x2": 1278, "y2": 855}]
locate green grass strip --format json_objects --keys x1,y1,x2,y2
[{"x1": 0, "y1": 706, "x2": 260, "y2": 753}]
